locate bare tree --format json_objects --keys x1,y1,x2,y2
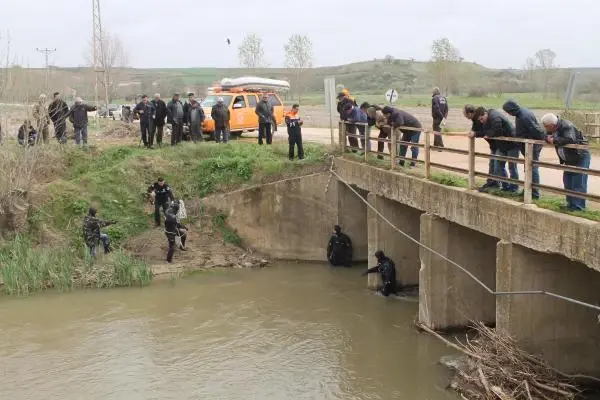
[
  {"x1": 238, "y1": 34, "x2": 265, "y2": 70},
  {"x1": 383, "y1": 54, "x2": 394, "y2": 64},
  {"x1": 534, "y1": 48, "x2": 557, "y2": 98},
  {"x1": 284, "y1": 34, "x2": 313, "y2": 102},
  {"x1": 86, "y1": 30, "x2": 128, "y2": 102},
  {"x1": 428, "y1": 37, "x2": 461, "y2": 95}
]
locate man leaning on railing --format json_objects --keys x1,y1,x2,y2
[
  {"x1": 465, "y1": 105, "x2": 500, "y2": 191},
  {"x1": 503, "y1": 100, "x2": 546, "y2": 200},
  {"x1": 382, "y1": 106, "x2": 422, "y2": 167},
  {"x1": 541, "y1": 113, "x2": 591, "y2": 211},
  {"x1": 472, "y1": 107, "x2": 520, "y2": 193}
]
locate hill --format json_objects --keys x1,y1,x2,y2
[{"x1": 2, "y1": 59, "x2": 600, "y2": 106}]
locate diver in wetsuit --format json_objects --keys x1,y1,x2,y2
[
  {"x1": 362, "y1": 250, "x2": 398, "y2": 296},
  {"x1": 327, "y1": 225, "x2": 353, "y2": 267}
]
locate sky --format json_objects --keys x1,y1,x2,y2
[{"x1": 0, "y1": 0, "x2": 598, "y2": 70}]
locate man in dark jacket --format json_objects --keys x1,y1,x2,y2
[
  {"x1": 327, "y1": 225, "x2": 353, "y2": 267},
  {"x1": 542, "y1": 113, "x2": 591, "y2": 211},
  {"x1": 167, "y1": 93, "x2": 185, "y2": 145},
  {"x1": 48, "y1": 92, "x2": 70, "y2": 144},
  {"x1": 165, "y1": 201, "x2": 187, "y2": 263},
  {"x1": 68, "y1": 97, "x2": 97, "y2": 146},
  {"x1": 472, "y1": 107, "x2": 520, "y2": 192},
  {"x1": 255, "y1": 94, "x2": 275, "y2": 145},
  {"x1": 134, "y1": 94, "x2": 156, "y2": 148},
  {"x1": 465, "y1": 104, "x2": 500, "y2": 191},
  {"x1": 82, "y1": 207, "x2": 115, "y2": 257},
  {"x1": 147, "y1": 177, "x2": 175, "y2": 227},
  {"x1": 367, "y1": 106, "x2": 391, "y2": 159},
  {"x1": 382, "y1": 106, "x2": 422, "y2": 167},
  {"x1": 362, "y1": 250, "x2": 398, "y2": 297},
  {"x1": 503, "y1": 100, "x2": 545, "y2": 199},
  {"x1": 188, "y1": 99, "x2": 205, "y2": 143},
  {"x1": 211, "y1": 97, "x2": 230, "y2": 143},
  {"x1": 151, "y1": 93, "x2": 168, "y2": 147},
  {"x1": 431, "y1": 87, "x2": 448, "y2": 148},
  {"x1": 285, "y1": 104, "x2": 304, "y2": 160}
]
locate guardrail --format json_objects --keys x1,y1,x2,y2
[{"x1": 338, "y1": 121, "x2": 600, "y2": 206}]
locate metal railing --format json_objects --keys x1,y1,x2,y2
[{"x1": 338, "y1": 121, "x2": 600, "y2": 206}]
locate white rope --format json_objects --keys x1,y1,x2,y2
[{"x1": 330, "y1": 160, "x2": 600, "y2": 314}]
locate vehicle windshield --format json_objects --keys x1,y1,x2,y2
[{"x1": 201, "y1": 95, "x2": 232, "y2": 107}]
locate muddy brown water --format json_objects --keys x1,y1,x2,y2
[{"x1": 0, "y1": 264, "x2": 458, "y2": 400}]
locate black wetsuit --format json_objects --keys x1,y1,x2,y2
[
  {"x1": 327, "y1": 232, "x2": 353, "y2": 267},
  {"x1": 364, "y1": 256, "x2": 398, "y2": 296},
  {"x1": 164, "y1": 207, "x2": 187, "y2": 263}
]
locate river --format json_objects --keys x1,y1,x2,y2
[{"x1": 0, "y1": 264, "x2": 457, "y2": 400}]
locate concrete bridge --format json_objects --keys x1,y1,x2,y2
[{"x1": 204, "y1": 157, "x2": 600, "y2": 377}]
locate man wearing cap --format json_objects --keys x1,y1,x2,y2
[
  {"x1": 68, "y1": 97, "x2": 97, "y2": 146},
  {"x1": 167, "y1": 93, "x2": 185, "y2": 145},
  {"x1": 211, "y1": 97, "x2": 230, "y2": 143},
  {"x1": 541, "y1": 113, "x2": 591, "y2": 211}
]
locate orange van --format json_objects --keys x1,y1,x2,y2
[{"x1": 201, "y1": 90, "x2": 285, "y2": 138}]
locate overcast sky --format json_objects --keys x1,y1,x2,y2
[{"x1": 0, "y1": 0, "x2": 597, "y2": 70}]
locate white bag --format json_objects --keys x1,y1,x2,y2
[{"x1": 176, "y1": 199, "x2": 187, "y2": 220}]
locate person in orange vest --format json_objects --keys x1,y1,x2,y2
[{"x1": 285, "y1": 104, "x2": 304, "y2": 160}]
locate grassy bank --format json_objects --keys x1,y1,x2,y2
[{"x1": 0, "y1": 141, "x2": 329, "y2": 295}]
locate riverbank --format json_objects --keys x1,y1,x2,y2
[{"x1": 0, "y1": 141, "x2": 331, "y2": 295}]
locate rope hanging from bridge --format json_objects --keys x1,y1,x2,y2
[{"x1": 327, "y1": 156, "x2": 600, "y2": 315}]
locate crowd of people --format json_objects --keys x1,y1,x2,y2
[{"x1": 338, "y1": 88, "x2": 592, "y2": 211}]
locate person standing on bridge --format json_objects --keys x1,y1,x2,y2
[
  {"x1": 367, "y1": 105, "x2": 391, "y2": 159},
  {"x1": 345, "y1": 102, "x2": 368, "y2": 151},
  {"x1": 362, "y1": 250, "x2": 398, "y2": 296},
  {"x1": 472, "y1": 107, "x2": 520, "y2": 193},
  {"x1": 327, "y1": 225, "x2": 353, "y2": 267},
  {"x1": 541, "y1": 113, "x2": 591, "y2": 211},
  {"x1": 503, "y1": 100, "x2": 546, "y2": 200},
  {"x1": 431, "y1": 87, "x2": 448, "y2": 148},
  {"x1": 465, "y1": 105, "x2": 500, "y2": 192},
  {"x1": 382, "y1": 106, "x2": 422, "y2": 167}
]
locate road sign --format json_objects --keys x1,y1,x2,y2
[{"x1": 385, "y1": 88, "x2": 398, "y2": 104}]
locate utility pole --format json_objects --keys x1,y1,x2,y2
[
  {"x1": 36, "y1": 47, "x2": 56, "y2": 92},
  {"x1": 92, "y1": 0, "x2": 109, "y2": 125}
]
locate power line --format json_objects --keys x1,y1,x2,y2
[{"x1": 35, "y1": 47, "x2": 56, "y2": 91}]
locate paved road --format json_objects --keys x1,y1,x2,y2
[{"x1": 243, "y1": 127, "x2": 600, "y2": 200}]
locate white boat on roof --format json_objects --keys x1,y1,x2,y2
[{"x1": 219, "y1": 76, "x2": 290, "y2": 91}]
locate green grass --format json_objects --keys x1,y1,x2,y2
[{"x1": 1, "y1": 141, "x2": 329, "y2": 295}]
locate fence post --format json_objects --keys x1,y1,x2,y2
[
  {"x1": 468, "y1": 135, "x2": 476, "y2": 189},
  {"x1": 596, "y1": 113, "x2": 600, "y2": 144},
  {"x1": 364, "y1": 125, "x2": 369, "y2": 162},
  {"x1": 424, "y1": 130, "x2": 431, "y2": 179},
  {"x1": 338, "y1": 121, "x2": 346, "y2": 153},
  {"x1": 523, "y1": 141, "x2": 533, "y2": 204},
  {"x1": 390, "y1": 128, "x2": 397, "y2": 170}
]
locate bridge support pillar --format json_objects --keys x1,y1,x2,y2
[
  {"x1": 418, "y1": 213, "x2": 496, "y2": 330},
  {"x1": 366, "y1": 193, "x2": 421, "y2": 289},
  {"x1": 496, "y1": 241, "x2": 600, "y2": 375},
  {"x1": 337, "y1": 181, "x2": 368, "y2": 262}
]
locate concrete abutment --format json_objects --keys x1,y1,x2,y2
[
  {"x1": 337, "y1": 181, "x2": 368, "y2": 262},
  {"x1": 418, "y1": 213, "x2": 497, "y2": 330},
  {"x1": 366, "y1": 193, "x2": 421, "y2": 289},
  {"x1": 496, "y1": 242, "x2": 600, "y2": 376}
]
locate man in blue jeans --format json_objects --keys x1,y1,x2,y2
[
  {"x1": 382, "y1": 106, "x2": 422, "y2": 167},
  {"x1": 472, "y1": 107, "x2": 520, "y2": 192},
  {"x1": 542, "y1": 113, "x2": 591, "y2": 211},
  {"x1": 503, "y1": 100, "x2": 545, "y2": 199},
  {"x1": 82, "y1": 207, "x2": 116, "y2": 257}
]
